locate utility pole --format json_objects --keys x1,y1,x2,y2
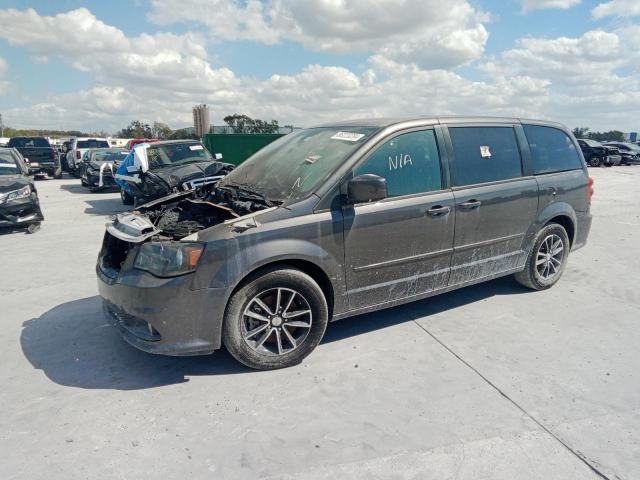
[{"x1": 0, "y1": 113, "x2": 4, "y2": 137}]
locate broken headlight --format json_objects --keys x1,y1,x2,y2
[
  {"x1": 0, "y1": 185, "x2": 31, "y2": 204},
  {"x1": 134, "y1": 242, "x2": 204, "y2": 277}
]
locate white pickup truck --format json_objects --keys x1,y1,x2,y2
[{"x1": 66, "y1": 137, "x2": 110, "y2": 176}]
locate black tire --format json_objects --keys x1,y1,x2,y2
[
  {"x1": 120, "y1": 189, "x2": 134, "y2": 205},
  {"x1": 604, "y1": 157, "x2": 613, "y2": 167},
  {"x1": 589, "y1": 156, "x2": 601, "y2": 167},
  {"x1": 222, "y1": 268, "x2": 329, "y2": 370},
  {"x1": 515, "y1": 223, "x2": 570, "y2": 291}
]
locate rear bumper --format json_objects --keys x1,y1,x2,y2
[
  {"x1": 573, "y1": 211, "x2": 592, "y2": 251},
  {"x1": 29, "y1": 161, "x2": 59, "y2": 174},
  {"x1": 97, "y1": 265, "x2": 228, "y2": 356}
]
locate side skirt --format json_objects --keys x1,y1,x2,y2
[{"x1": 331, "y1": 266, "x2": 525, "y2": 322}]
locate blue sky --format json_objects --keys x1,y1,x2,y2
[{"x1": 1, "y1": 0, "x2": 639, "y2": 132}]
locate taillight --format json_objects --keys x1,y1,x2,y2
[
  {"x1": 76, "y1": 151, "x2": 81, "y2": 159},
  {"x1": 53, "y1": 151, "x2": 58, "y2": 160},
  {"x1": 587, "y1": 177, "x2": 594, "y2": 205}
]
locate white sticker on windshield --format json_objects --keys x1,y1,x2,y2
[
  {"x1": 331, "y1": 132, "x2": 365, "y2": 142},
  {"x1": 189, "y1": 145, "x2": 204, "y2": 151},
  {"x1": 480, "y1": 145, "x2": 492, "y2": 158}
]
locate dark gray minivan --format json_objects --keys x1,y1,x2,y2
[{"x1": 97, "y1": 117, "x2": 593, "y2": 369}]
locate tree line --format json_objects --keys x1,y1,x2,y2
[{"x1": 571, "y1": 127, "x2": 625, "y2": 142}]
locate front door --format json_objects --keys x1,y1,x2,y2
[
  {"x1": 343, "y1": 129, "x2": 455, "y2": 310},
  {"x1": 446, "y1": 125, "x2": 538, "y2": 285}
]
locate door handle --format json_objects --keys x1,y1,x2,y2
[
  {"x1": 459, "y1": 199, "x2": 482, "y2": 209},
  {"x1": 426, "y1": 205, "x2": 451, "y2": 217}
]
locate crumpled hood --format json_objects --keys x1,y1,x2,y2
[
  {"x1": 152, "y1": 161, "x2": 232, "y2": 188},
  {"x1": 0, "y1": 175, "x2": 30, "y2": 193}
]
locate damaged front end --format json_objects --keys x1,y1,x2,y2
[{"x1": 98, "y1": 182, "x2": 276, "y2": 279}]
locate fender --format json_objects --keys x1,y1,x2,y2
[{"x1": 523, "y1": 201, "x2": 577, "y2": 253}]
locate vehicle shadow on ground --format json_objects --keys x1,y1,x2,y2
[
  {"x1": 21, "y1": 277, "x2": 528, "y2": 390},
  {"x1": 59, "y1": 183, "x2": 87, "y2": 194},
  {"x1": 83, "y1": 198, "x2": 130, "y2": 216},
  {"x1": 20, "y1": 296, "x2": 250, "y2": 391}
]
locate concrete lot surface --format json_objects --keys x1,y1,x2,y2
[{"x1": 1, "y1": 168, "x2": 638, "y2": 479}]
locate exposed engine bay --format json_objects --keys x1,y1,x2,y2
[{"x1": 110, "y1": 182, "x2": 278, "y2": 242}]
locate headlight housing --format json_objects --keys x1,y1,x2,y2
[
  {"x1": 0, "y1": 185, "x2": 31, "y2": 204},
  {"x1": 134, "y1": 242, "x2": 204, "y2": 277}
]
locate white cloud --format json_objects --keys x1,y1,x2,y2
[
  {"x1": 0, "y1": 8, "x2": 236, "y2": 95},
  {"x1": 149, "y1": 0, "x2": 490, "y2": 69},
  {"x1": 592, "y1": 0, "x2": 640, "y2": 19},
  {"x1": 0, "y1": 57, "x2": 11, "y2": 95},
  {"x1": 521, "y1": 0, "x2": 582, "y2": 12},
  {"x1": 2, "y1": 7, "x2": 640, "y2": 133}
]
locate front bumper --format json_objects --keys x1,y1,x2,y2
[
  {"x1": 97, "y1": 264, "x2": 228, "y2": 356},
  {"x1": 0, "y1": 196, "x2": 44, "y2": 227},
  {"x1": 86, "y1": 171, "x2": 117, "y2": 189}
]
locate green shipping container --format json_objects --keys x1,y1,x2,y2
[{"x1": 202, "y1": 133, "x2": 285, "y2": 166}]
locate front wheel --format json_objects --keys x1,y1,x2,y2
[
  {"x1": 223, "y1": 268, "x2": 329, "y2": 370},
  {"x1": 589, "y1": 156, "x2": 601, "y2": 167},
  {"x1": 120, "y1": 189, "x2": 134, "y2": 205},
  {"x1": 515, "y1": 223, "x2": 570, "y2": 291}
]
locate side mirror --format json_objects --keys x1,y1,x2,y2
[{"x1": 347, "y1": 174, "x2": 388, "y2": 204}]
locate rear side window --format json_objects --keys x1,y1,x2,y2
[
  {"x1": 8, "y1": 137, "x2": 50, "y2": 148},
  {"x1": 77, "y1": 140, "x2": 110, "y2": 149},
  {"x1": 354, "y1": 129, "x2": 442, "y2": 197},
  {"x1": 449, "y1": 127, "x2": 522, "y2": 186},
  {"x1": 523, "y1": 125, "x2": 582, "y2": 174}
]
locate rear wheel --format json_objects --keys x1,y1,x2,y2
[
  {"x1": 223, "y1": 268, "x2": 329, "y2": 370},
  {"x1": 515, "y1": 223, "x2": 570, "y2": 290},
  {"x1": 120, "y1": 189, "x2": 134, "y2": 205}
]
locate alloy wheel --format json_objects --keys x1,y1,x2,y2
[
  {"x1": 535, "y1": 234, "x2": 565, "y2": 281},
  {"x1": 242, "y1": 287, "x2": 313, "y2": 356}
]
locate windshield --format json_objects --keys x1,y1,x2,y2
[
  {"x1": 218, "y1": 127, "x2": 378, "y2": 202},
  {"x1": 92, "y1": 149, "x2": 128, "y2": 162},
  {"x1": 77, "y1": 140, "x2": 109, "y2": 149},
  {"x1": 0, "y1": 151, "x2": 21, "y2": 175},
  {"x1": 147, "y1": 143, "x2": 213, "y2": 169},
  {"x1": 9, "y1": 137, "x2": 50, "y2": 148}
]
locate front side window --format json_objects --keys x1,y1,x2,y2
[
  {"x1": 354, "y1": 130, "x2": 442, "y2": 197},
  {"x1": 523, "y1": 125, "x2": 582, "y2": 174},
  {"x1": 449, "y1": 127, "x2": 522, "y2": 187}
]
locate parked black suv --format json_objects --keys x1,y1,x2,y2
[
  {"x1": 98, "y1": 117, "x2": 593, "y2": 369},
  {"x1": 602, "y1": 142, "x2": 640, "y2": 165},
  {"x1": 577, "y1": 138, "x2": 621, "y2": 167},
  {"x1": 7, "y1": 136, "x2": 62, "y2": 178}
]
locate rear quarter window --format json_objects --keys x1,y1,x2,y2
[
  {"x1": 523, "y1": 125, "x2": 583, "y2": 174},
  {"x1": 449, "y1": 126, "x2": 523, "y2": 186}
]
